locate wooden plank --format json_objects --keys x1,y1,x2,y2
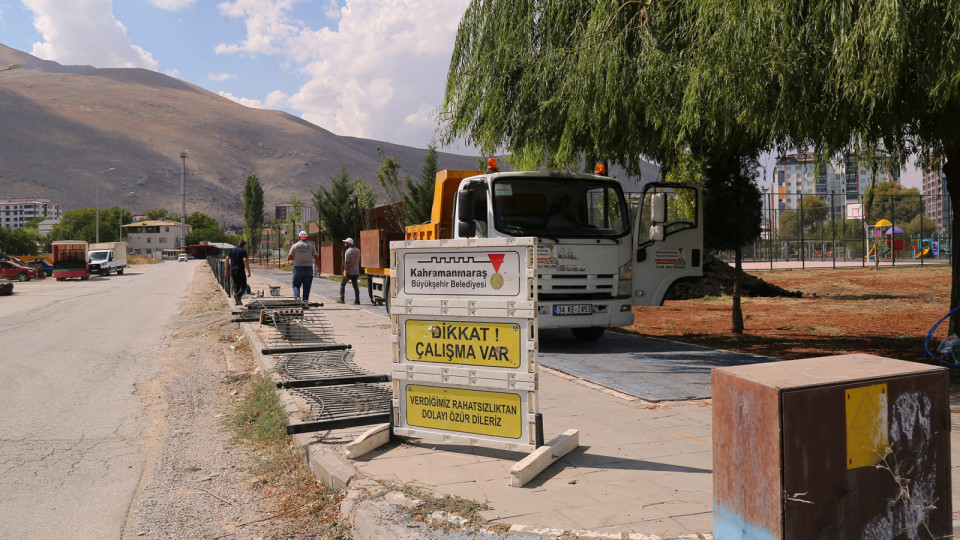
[
  {"x1": 509, "y1": 429, "x2": 579, "y2": 488},
  {"x1": 343, "y1": 423, "x2": 392, "y2": 459}
]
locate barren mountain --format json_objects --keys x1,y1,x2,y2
[{"x1": 0, "y1": 44, "x2": 658, "y2": 225}]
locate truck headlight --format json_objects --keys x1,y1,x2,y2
[{"x1": 618, "y1": 262, "x2": 632, "y2": 296}]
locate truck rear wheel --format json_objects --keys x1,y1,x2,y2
[
  {"x1": 571, "y1": 327, "x2": 605, "y2": 341},
  {"x1": 116, "y1": 268, "x2": 123, "y2": 275}
]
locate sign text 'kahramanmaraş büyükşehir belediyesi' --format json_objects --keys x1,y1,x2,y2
[{"x1": 391, "y1": 238, "x2": 538, "y2": 452}]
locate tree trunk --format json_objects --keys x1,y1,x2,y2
[
  {"x1": 732, "y1": 245, "x2": 744, "y2": 334},
  {"x1": 945, "y1": 142, "x2": 960, "y2": 335}
]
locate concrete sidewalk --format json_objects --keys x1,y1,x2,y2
[{"x1": 240, "y1": 269, "x2": 960, "y2": 539}]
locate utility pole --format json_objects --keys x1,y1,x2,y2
[
  {"x1": 179, "y1": 151, "x2": 188, "y2": 249},
  {"x1": 96, "y1": 168, "x2": 115, "y2": 244}
]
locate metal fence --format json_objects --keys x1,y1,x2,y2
[{"x1": 715, "y1": 190, "x2": 953, "y2": 268}]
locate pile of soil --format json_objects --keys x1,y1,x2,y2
[{"x1": 665, "y1": 253, "x2": 802, "y2": 300}]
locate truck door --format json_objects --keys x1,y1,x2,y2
[{"x1": 631, "y1": 183, "x2": 703, "y2": 306}]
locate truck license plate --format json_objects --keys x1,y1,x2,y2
[{"x1": 554, "y1": 304, "x2": 593, "y2": 315}]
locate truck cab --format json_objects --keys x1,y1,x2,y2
[
  {"x1": 88, "y1": 249, "x2": 116, "y2": 276},
  {"x1": 451, "y1": 164, "x2": 703, "y2": 340}
]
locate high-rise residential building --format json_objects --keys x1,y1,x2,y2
[
  {"x1": 275, "y1": 202, "x2": 316, "y2": 226},
  {"x1": 771, "y1": 152, "x2": 843, "y2": 215},
  {"x1": 770, "y1": 151, "x2": 900, "y2": 216},
  {"x1": 840, "y1": 151, "x2": 900, "y2": 204},
  {"x1": 922, "y1": 168, "x2": 952, "y2": 234},
  {"x1": 0, "y1": 198, "x2": 63, "y2": 229}
]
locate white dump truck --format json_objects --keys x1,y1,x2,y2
[
  {"x1": 88, "y1": 241, "x2": 128, "y2": 276},
  {"x1": 363, "y1": 161, "x2": 704, "y2": 341}
]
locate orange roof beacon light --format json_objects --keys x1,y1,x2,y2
[
  {"x1": 486, "y1": 158, "x2": 499, "y2": 173},
  {"x1": 594, "y1": 163, "x2": 607, "y2": 175}
]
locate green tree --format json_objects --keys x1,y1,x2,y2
[
  {"x1": 185, "y1": 212, "x2": 226, "y2": 245},
  {"x1": 49, "y1": 208, "x2": 97, "y2": 243},
  {"x1": 702, "y1": 154, "x2": 764, "y2": 333},
  {"x1": 375, "y1": 146, "x2": 407, "y2": 231},
  {"x1": 652, "y1": 1, "x2": 960, "y2": 332},
  {"x1": 243, "y1": 175, "x2": 264, "y2": 254},
  {"x1": 287, "y1": 195, "x2": 304, "y2": 244},
  {"x1": 408, "y1": 143, "x2": 439, "y2": 226},
  {"x1": 441, "y1": 1, "x2": 769, "y2": 332},
  {"x1": 798, "y1": 196, "x2": 829, "y2": 233},
  {"x1": 24, "y1": 217, "x2": 44, "y2": 229},
  {"x1": 313, "y1": 167, "x2": 376, "y2": 245},
  {"x1": 145, "y1": 208, "x2": 169, "y2": 221},
  {"x1": 777, "y1": 209, "x2": 800, "y2": 242},
  {"x1": 0, "y1": 227, "x2": 42, "y2": 256},
  {"x1": 375, "y1": 145, "x2": 437, "y2": 230},
  {"x1": 863, "y1": 182, "x2": 922, "y2": 228}
]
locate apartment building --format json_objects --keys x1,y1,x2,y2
[
  {"x1": 0, "y1": 198, "x2": 63, "y2": 229},
  {"x1": 121, "y1": 220, "x2": 191, "y2": 256}
]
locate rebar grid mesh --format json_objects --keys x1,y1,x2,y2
[
  {"x1": 293, "y1": 383, "x2": 392, "y2": 422},
  {"x1": 247, "y1": 298, "x2": 308, "y2": 310},
  {"x1": 260, "y1": 310, "x2": 338, "y2": 348},
  {"x1": 275, "y1": 350, "x2": 368, "y2": 382}
]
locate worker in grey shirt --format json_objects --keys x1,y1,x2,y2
[
  {"x1": 287, "y1": 231, "x2": 321, "y2": 302},
  {"x1": 338, "y1": 237, "x2": 361, "y2": 304}
]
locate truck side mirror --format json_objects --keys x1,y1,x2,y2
[
  {"x1": 458, "y1": 221, "x2": 476, "y2": 237},
  {"x1": 651, "y1": 193, "x2": 667, "y2": 223},
  {"x1": 650, "y1": 224, "x2": 665, "y2": 242},
  {"x1": 456, "y1": 190, "x2": 476, "y2": 237},
  {"x1": 457, "y1": 190, "x2": 474, "y2": 222}
]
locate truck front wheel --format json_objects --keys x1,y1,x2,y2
[{"x1": 571, "y1": 327, "x2": 605, "y2": 341}]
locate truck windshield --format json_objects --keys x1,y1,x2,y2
[
  {"x1": 491, "y1": 177, "x2": 630, "y2": 238},
  {"x1": 90, "y1": 251, "x2": 108, "y2": 261}
]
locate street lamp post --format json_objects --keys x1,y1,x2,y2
[
  {"x1": 179, "y1": 151, "x2": 188, "y2": 249},
  {"x1": 96, "y1": 168, "x2": 115, "y2": 244}
]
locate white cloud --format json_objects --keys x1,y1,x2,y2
[
  {"x1": 219, "y1": 90, "x2": 264, "y2": 108},
  {"x1": 215, "y1": 0, "x2": 304, "y2": 56},
  {"x1": 324, "y1": 0, "x2": 341, "y2": 20},
  {"x1": 149, "y1": 0, "x2": 196, "y2": 10},
  {"x1": 216, "y1": 0, "x2": 470, "y2": 148},
  {"x1": 209, "y1": 72, "x2": 237, "y2": 81},
  {"x1": 22, "y1": 0, "x2": 158, "y2": 69}
]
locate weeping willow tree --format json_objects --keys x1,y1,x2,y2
[
  {"x1": 440, "y1": 1, "x2": 770, "y2": 333},
  {"x1": 716, "y1": 0, "x2": 960, "y2": 334},
  {"x1": 443, "y1": 0, "x2": 960, "y2": 335}
]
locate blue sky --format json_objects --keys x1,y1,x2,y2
[{"x1": 0, "y1": 0, "x2": 924, "y2": 188}]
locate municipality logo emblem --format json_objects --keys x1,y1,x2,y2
[{"x1": 488, "y1": 253, "x2": 505, "y2": 290}]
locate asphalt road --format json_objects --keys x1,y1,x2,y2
[{"x1": 0, "y1": 261, "x2": 194, "y2": 539}]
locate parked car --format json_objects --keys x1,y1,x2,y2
[
  {"x1": 26, "y1": 259, "x2": 53, "y2": 277},
  {"x1": 0, "y1": 261, "x2": 37, "y2": 281},
  {"x1": 178, "y1": 253, "x2": 189, "y2": 262}
]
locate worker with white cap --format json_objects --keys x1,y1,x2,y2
[
  {"x1": 338, "y1": 237, "x2": 361, "y2": 304},
  {"x1": 287, "y1": 230, "x2": 321, "y2": 303}
]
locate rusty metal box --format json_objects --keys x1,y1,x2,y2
[{"x1": 713, "y1": 354, "x2": 951, "y2": 539}]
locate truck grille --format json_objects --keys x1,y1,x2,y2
[{"x1": 537, "y1": 273, "x2": 615, "y2": 300}]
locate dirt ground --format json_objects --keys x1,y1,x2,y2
[
  {"x1": 626, "y1": 264, "x2": 954, "y2": 365},
  {"x1": 123, "y1": 266, "x2": 309, "y2": 539}
]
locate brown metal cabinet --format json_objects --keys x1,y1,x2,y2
[{"x1": 713, "y1": 354, "x2": 951, "y2": 539}]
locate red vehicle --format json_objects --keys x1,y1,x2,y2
[
  {"x1": 0, "y1": 260, "x2": 37, "y2": 281},
  {"x1": 52, "y1": 241, "x2": 90, "y2": 281}
]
